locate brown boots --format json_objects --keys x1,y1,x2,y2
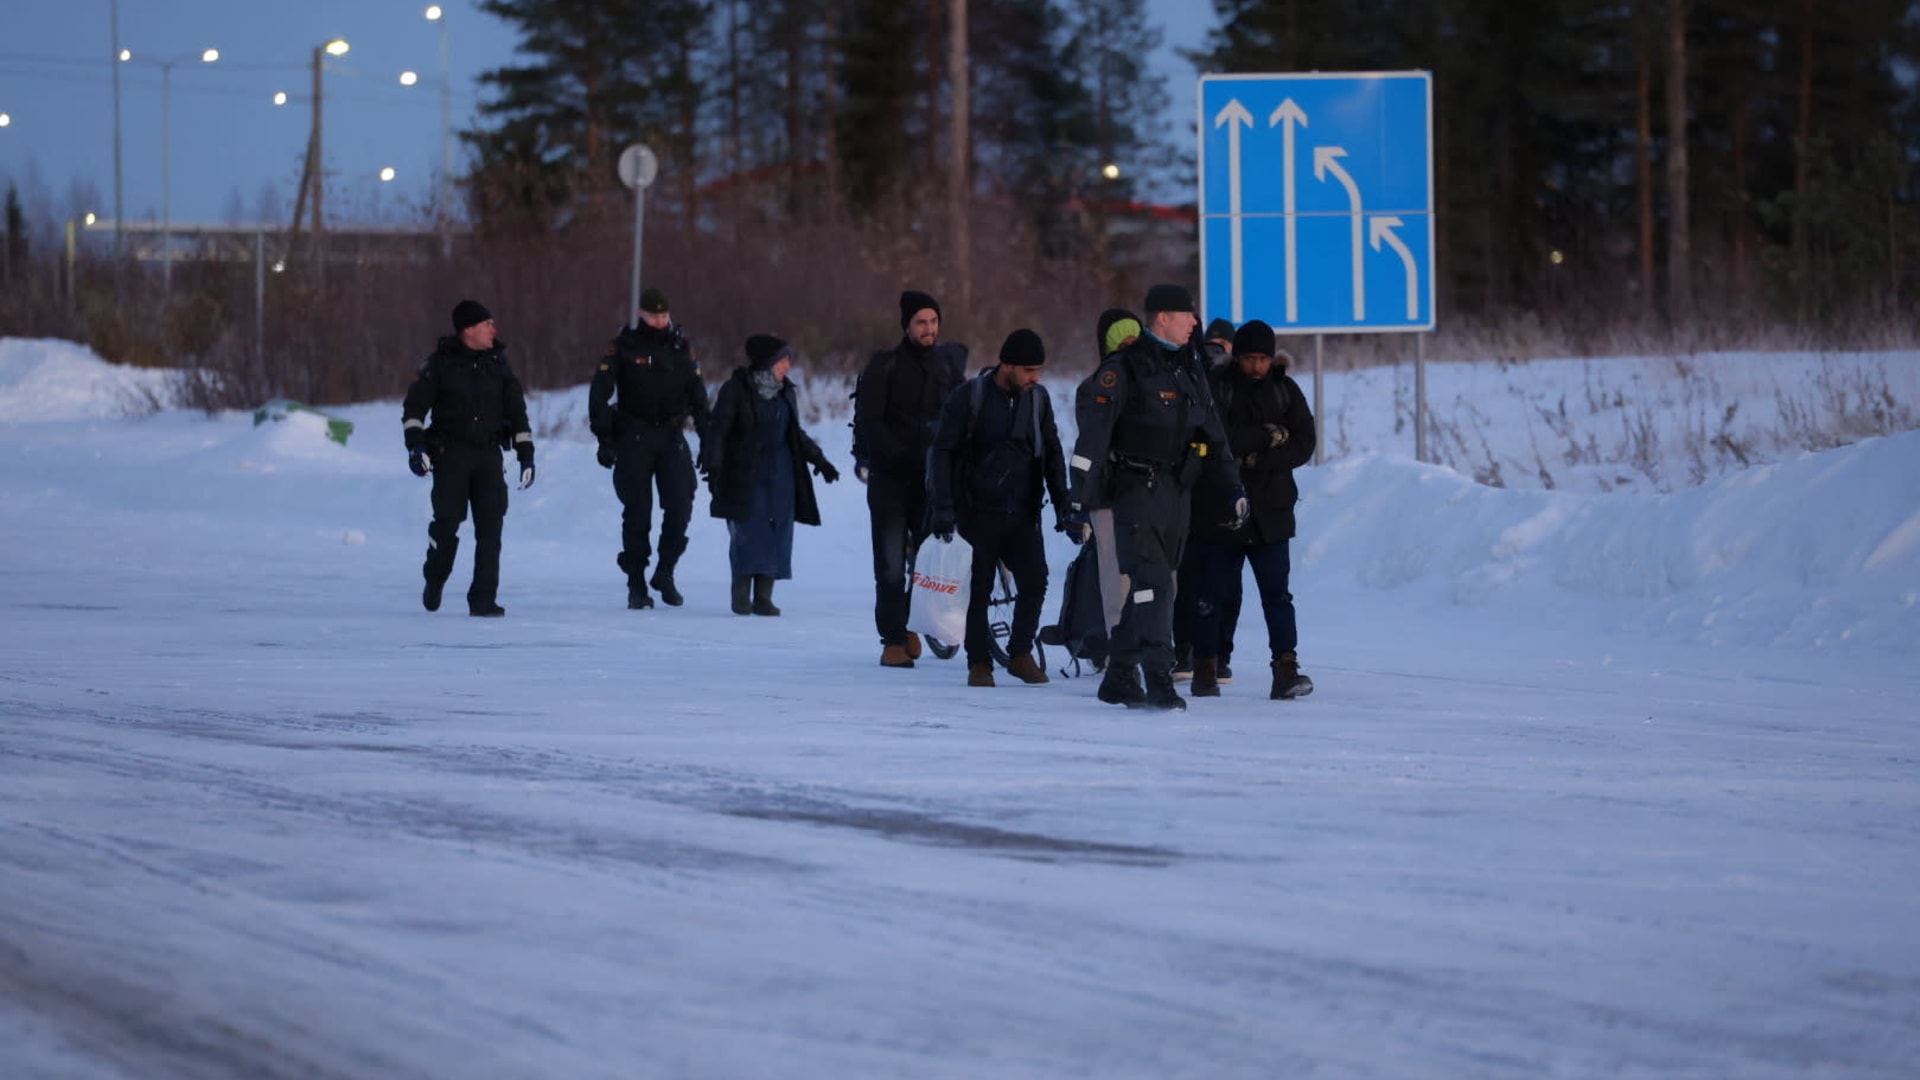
[
  {"x1": 1191, "y1": 657, "x2": 1221, "y2": 697},
  {"x1": 1004, "y1": 652, "x2": 1049, "y2": 685},
  {"x1": 904, "y1": 632, "x2": 924, "y2": 660},
  {"x1": 968, "y1": 662, "x2": 996, "y2": 687},
  {"x1": 881, "y1": 643, "x2": 914, "y2": 667},
  {"x1": 1272, "y1": 653, "x2": 1314, "y2": 699}
]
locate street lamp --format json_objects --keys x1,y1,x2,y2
[
  {"x1": 0, "y1": 113, "x2": 11, "y2": 127},
  {"x1": 425, "y1": 5, "x2": 453, "y2": 248},
  {"x1": 293, "y1": 39, "x2": 349, "y2": 254},
  {"x1": 157, "y1": 47, "x2": 220, "y2": 294}
]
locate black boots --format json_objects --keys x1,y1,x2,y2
[
  {"x1": 1272, "y1": 653, "x2": 1314, "y2": 700},
  {"x1": 750, "y1": 575, "x2": 780, "y2": 616},
  {"x1": 422, "y1": 576, "x2": 445, "y2": 612},
  {"x1": 618, "y1": 552, "x2": 652, "y2": 609},
  {"x1": 627, "y1": 587, "x2": 654, "y2": 610},
  {"x1": 1097, "y1": 663, "x2": 1146, "y2": 706},
  {"x1": 651, "y1": 537, "x2": 687, "y2": 606},
  {"x1": 1141, "y1": 668, "x2": 1187, "y2": 711},
  {"x1": 731, "y1": 576, "x2": 752, "y2": 615},
  {"x1": 1190, "y1": 657, "x2": 1220, "y2": 697}
]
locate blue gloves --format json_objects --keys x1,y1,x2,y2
[{"x1": 408, "y1": 447, "x2": 432, "y2": 477}]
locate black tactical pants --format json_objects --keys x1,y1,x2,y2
[
  {"x1": 423, "y1": 444, "x2": 509, "y2": 609},
  {"x1": 868, "y1": 469, "x2": 930, "y2": 646},
  {"x1": 612, "y1": 426, "x2": 695, "y2": 582},
  {"x1": 1105, "y1": 473, "x2": 1190, "y2": 677},
  {"x1": 959, "y1": 510, "x2": 1050, "y2": 667}
]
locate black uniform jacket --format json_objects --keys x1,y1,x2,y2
[
  {"x1": 1192, "y1": 362, "x2": 1316, "y2": 545},
  {"x1": 702, "y1": 367, "x2": 831, "y2": 526},
  {"x1": 926, "y1": 371, "x2": 1070, "y2": 527},
  {"x1": 402, "y1": 335, "x2": 533, "y2": 457},
  {"x1": 588, "y1": 322, "x2": 711, "y2": 442},
  {"x1": 851, "y1": 338, "x2": 967, "y2": 481},
  {"x1": 1067, "y1": 335, "x2": 1238, "y2": 510}
]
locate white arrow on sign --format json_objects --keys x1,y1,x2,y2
[
  {"x1": 1268, "y1": 98, "x2": 1308, "y2": 324},
  {"x1": 1314, "y1": 145, "x2": 1366, "y2": 321},
  {"x1": 1369, "y1": 216, "x2": 1419, "y2": 320},
  {"x1": 1214, "y1": 98, "x2": 1254, "y2": 322}
]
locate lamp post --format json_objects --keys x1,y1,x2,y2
[
  {"x1": 425, "y1": 6, "x2": 453, "y2": 254},
  {"x1": 292, "y1": 38, "x2": 350, "y2": 262},
  {"x1": 158, "y1": 47, "x2": 220, "y2": 295}
]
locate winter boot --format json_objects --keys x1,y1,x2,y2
[
  {"x1": 422, "y1": 576, "x2": 446, "y2": 613},
  {"x1": 967, "y1": 662, "x2": 996, "y2": 688},
  {"x1": 627, "y1": 586, "x2": 655, "y2": 610},
  {"x1": 751, "y1": 575, "x2": 781, "y2": 616},
  {"x1": 731, "y1": 576, "x2": 752, "y2": 615},
  {"x1": 1097, "y1": 662, "x2": 1146, "y2": 707},
  {"x1": 904, "y1": 631, "x2": 925, "y2": 660},
  {"x1": 1141, "y1": 668, "x2": 1187, "y2": 712},
  {"x1": 880, "y1": 642, "x2": 915, "y2": 668},
  {"x1": 1191, "y1": 658, "x2": 1221, "y2": 697},
  {"x1": 650, "y1": 537, "x2": 687, "y2": 606},
  {"x1": 1218, "y1": 655, "x2": 1234, "y2": 684},
  {"x1": 470, "y1": 602, "x2": 506, "y2": 618},
  {"x1": 1006, "y1": 652, "x2": 1050, "y2": 685},
  {"x1": 1272, "y1": 653, "x2": 1314, "y2": 700},
  {"x1": 1171, "y1": 643, "x2": 1194, "y2": 681},
  {"x1": 618, "y1": 552, "x2": 652, "y2": 609}
]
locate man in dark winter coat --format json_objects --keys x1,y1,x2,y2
[
  {"x1": 402, "y1": 299, "x2": 535, "y2": 617},
  {"x1": 1069, "y1": 284, "x2": 1245, "y2": 711},
  {"x1": 589, "y1": 287, "x2": 711, "y2": 610},
  {"x1": 852, "y1": 289, "x2": 967, "y2": 668},
  {"x1": 702, "y1": 334, "x2": 839, "y2": 616},
  {"x1": 1187, "y1": 319, "x2": 1317, "y2": 700},
  {"x1": 927, "y1": 328, "x2": 1073, "y2": 688}
]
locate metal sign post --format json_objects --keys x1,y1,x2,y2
[
  {"x1": 1199, "y1": 72, "x2": 1436, "y2": 461},
  {"x1": 617, "y1": 144, "x2": 659, "y2": 328}
]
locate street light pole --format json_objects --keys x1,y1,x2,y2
[
  {"x1": 159, "y1": 48, "x2": 217, "y2": 296},
  {"x1": 426, "y1": 5, "x2": 453, "y2": 256},
  {"x1": 110, "y1": 0, "x2": 124, "y2": 255}
]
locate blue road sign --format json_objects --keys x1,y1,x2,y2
[{"x1": 1198, "y1": 72, "x2": 1434, "y2": 335}]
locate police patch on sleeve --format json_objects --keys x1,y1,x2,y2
[{"x1": 1098, "y1": 370, "x2": 1119, "y2": 389}]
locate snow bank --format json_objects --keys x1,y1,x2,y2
[{"x1": 0, "y1": 338, "x2": 173, "y2": 422}]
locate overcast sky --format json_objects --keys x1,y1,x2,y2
[{"x1": 0, "y1": 1, "x2": 1216, "y2": 227}]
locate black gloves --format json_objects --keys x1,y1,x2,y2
[
  {"x1": 1056, "y1": 509, "x2": 1091, "y2": 545},
  {"x1": 930, "y1": 509, "x2": 957, "y2": 543},
  {"x1": 1223, "y1": 486, "x2": 1250, "y2": 530},
  {"x1": 517, "y1": 449, "x2": 536, "y2": 490},
  {"x1": 597, "y1": 441, "x2": 616, "y2": 469},
  {"x1": 408, "y1": 448, "x2": 432, "y2": 477},
  {"x1": 1265, "y1": 423, "x2": 1289, "y2": 448},
  {"x1": 815, "y1": 460, "x2": 840, "y2": 484}
]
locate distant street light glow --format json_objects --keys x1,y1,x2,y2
[
  {"x1": 425, "y1": 5, "x2": 444, "y2": 20},
  {"x1": 379, "y1": 167, "x2": 396, "y2": 182},
  {"x1": 399, "y1": 71, "x2": 419, "y2": 86},
  {"x1": 84, "y1": 212, "x2": 97, "y2": 225},
  {"x1": 0, "y1": 114, "x2": 10, "y2": 128},
  {"x1": 273, "y1": 91, "x2": 287, "y2": 106},
  {"x1": 325, "y1": 39, "x2": 350, "y2": 57},
  {"x1": 201, "y1": 48, "x2": 219, "y2": 63},
  {"x1": 1101, "y1": 163, "x2": 1121, "y2": 180},
  {"x1": 118, "y1": 49, "x2": 131, "y2": 62}
]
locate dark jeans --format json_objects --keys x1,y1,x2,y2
[
  {"x1": 423, "y1": 444, "x2": 509, "y2": 608},
  {"x1": 959, "y1": 511, "x2": 1049, "y2": 666},
  {"x1": 868, "y1": 470, "x2": 930, "y2": 645},
  {"x1": 1190, "y1": 537, "x2": 1297, "y2": 661},
  {"x1": 612, "y1": 428, "x2": 695, "y2": 577}
]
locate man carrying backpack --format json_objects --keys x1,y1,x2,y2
[{"x1": 927, "y1": 329, "x2": 1073, "y2": 687}]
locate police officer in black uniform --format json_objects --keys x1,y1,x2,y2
[
  {"x1": 1068, "y1": 284, "x2": 1245, "y2": 711},
  {"x1": 589, "y1": 288, "x2": 711, "y2": 610},
  {"x1": 402, "y1": 299, "x2": 536, "y2": 617}
]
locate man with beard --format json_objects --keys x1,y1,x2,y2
[
  {"x1": 852, "y1": 289, "x2": 967, "y2": 668},
  {"x1": 402, "y1": 299, "x2": 536, "y2": 617}
]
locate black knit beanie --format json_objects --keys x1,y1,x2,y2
[
  {"x1": 745, "y1": 334, "x2": 791, "y2": 371},
  {"x1": 998, "y1": 328, "x2": 1046, "y2": 367},
  {"x1": 451, "y1": 299, "x2": 492, "y2": 332},
  {"x1": 1231, "y1": 319, "x2": 1277, "y2": 358},
  {"x1": 899, "y1": 290, "x2": 940, "y2": 330},
  {"x1": 1205, "y1": 317, "x2": 1235, "y2": 343},
  {"x1": 639, "y1": 288, "x2": 670, "y2": 314}
]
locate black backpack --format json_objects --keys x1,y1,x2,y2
[{"x1": 1038, "y1": 541, "x2": 1109, "y2": 675}]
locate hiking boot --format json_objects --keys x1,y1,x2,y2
[
  {"x1": 881, "y1": 644, "x2": 915, "y2": 668},
  {"x1": 1141, "y1": 668, "x2": 1187, "y2": 712},
  {"x1": 1171, "y1": 644, "x2": 1194, "y2": 682},
  {"x1": 967, "y1": 662, "x2": 996, "y2": 687},
  {"x1": 1272, "y1": 653, "x2": 1314, "y2": 700},
  {"x1": 1096, "y1": 663, "x2": 1146, "y2": 706},
  {"x1": 1006, "y1": 652, "x2": 1049, "y2": 685},
  {"x1": 750, "y1": 575, "x2": 781, "y2": 616},
  {"x1": 649, "y1": 570, "x2": 683, "y2": 607},
  {"x1": 422, "y1": 577, "x2": 445, "y2": 613},
  {"x1": 730, "y1": 576, "x2": 752, "y2": 616},
  {"x1": 470, "y1": 602, "x2": 506, "y2": 618},
  {"x1": 1191, "y1": 657, "x2": 1220, "y2": 697},
  {"x1": 1218, "y1": 658, "x2": 1234, "y2": 684},
  {"x1": 904, "y1": 632, "x2": 924, "y2": 660},
  {"x1": 627, "y1": 586, "x2": 654, "y2": 610}
]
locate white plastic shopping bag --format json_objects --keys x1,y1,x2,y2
[{"x1": 906, "y1": 534, "x2": 972, "y2": 645}]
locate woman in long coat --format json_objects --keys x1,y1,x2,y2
[{"x1": 702, "y1": 335, "x2": 840, "y2": 615}]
